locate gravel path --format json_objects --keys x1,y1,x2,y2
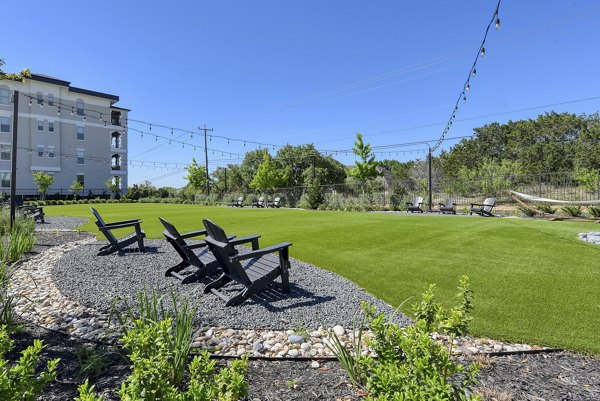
[
  {"x1": 52, "y1": 239, "x2": 410, "y2": 330},
  {"x1": 36, "y1": 216, "x2": 89, "y2": 231}
]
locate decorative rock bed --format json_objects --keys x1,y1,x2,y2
[
  {"x1": 578, "y1": 232, "x2": 600, "y2": 244},
  {"x1": 7, "y1": 217, "x2": 552, "y2": 358}
]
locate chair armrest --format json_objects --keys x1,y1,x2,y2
[
  {"x1": 232, "y1": 242, "x2": 293, "y2": 262},
  {"x1": 104, "y1": 218, "x2": 141, "y2": 227},
  {"x1": 470, "y1": 203, "x2": 484, "y2": 208},
  {"x1": 406, "y1": 202, "x2": 414, "y2": 206},
  {"x1": 230, "y1": 234, "x2": 261, "y2": 246},
  {"x1": 184, "y1": 241, "x2": 208, "y2": 250},
  {"x1": 102, "y1": 221, "x2": 141, "y2": 229},
  {"x1": 180, "y1": 229, "x2": 207, "y2": 239}
]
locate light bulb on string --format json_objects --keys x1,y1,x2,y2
[
  {"x1": 495, "y1": 17, "x2": 501, "y2": 29},
  {"x1": 472, "y1": 69, "x2": 477, "y2": 77},
  {"x1": 28, "y1": 99, "x2": 32, "y2": 106},
  {"x1": 70, "y1": 107, "x2": 74, "y2": 115},
  {"x1": 466, "y1": 83, "x2": 470, "y2": 92},
  {"x1": 57, "y1": 107, "x2": 61, "y2": 115},
  {"x1": 170, "y1": 129, "x2": 173, "y2": 135},
  {"x1": 149, "y1": 124, "x2": 152, "y2": 131},
  {"x1": 463, "y1": 95, "x2": 467, "y2": 103},
  {"x1": 39, "y1": 100, "x2": 43, "y2": 108},
  {"x1": 83, "y1": 115, "x2": 86, "y2": 122},
  {"x1": 480, "y1": 47, "x2": 486, "y2": 57}
]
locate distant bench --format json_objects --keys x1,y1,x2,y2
[{"x1": 18, "y1": 205, "x2": 45, "y2": 223}]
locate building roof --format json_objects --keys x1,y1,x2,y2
[{"x1": 28, "y1": 73, "x2": 120, "y2": 102}]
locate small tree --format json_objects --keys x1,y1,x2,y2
[
  {"x1": 184, "y1": 158, "x2": 208, "y2": 193},
  {"x1": 250, "y1": 151, "x2": 287, "y2": 193},
  {"x1": 104, "y1": 176, "x2": 121, "y2": 199},
  {"x1": 32, "y1": 171, "x2": 54, "y2": 201},
  {"x1": 69, "y1": 180, "x2": 84, "y2": 201},
  {"x1": 349, "y1": 133, "x2": 380, "y2": 184}
]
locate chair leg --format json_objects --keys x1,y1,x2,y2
[
  {"x1": 165, "y1": 261, "x2": 189, "y2": 277},
  {"x1": 204, "y1": 274, "x2": 231, "y2": 294}
]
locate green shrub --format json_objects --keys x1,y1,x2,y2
[
  {"x1": 110, "y1": 289, "x2": 196, "y2": 386},
  {"x1": 561, "y1": 205, "x2": 582, "y2": 217},
  {"x1": 329, "y1": 276, "x2": 481, "y2": 400},
  {"x1": 517, "y1": 205, "x2": 537, "y2": 218},
  {"x1": 305, "y1": 181, "x2": 325, "y2": 210},
  {"x1": 0, "y1": 325, "x2": 59, "y2": 401},
  {"x1": 81, "y1": 317, "x2": 248, "y2": 401},
  {"x1": 536, "y1": 204, "x2": 556, "y2": 214},
  {"x1": 587, "y1": 205, "x2": 600, "y2": 218}
]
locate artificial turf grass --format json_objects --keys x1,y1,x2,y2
[{"x1": 45, "y1": 204, "x2": 600, "y2": 354}]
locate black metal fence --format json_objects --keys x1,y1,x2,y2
[{"x1": 216, "y1": 171, "x2": 600, "y2": 210}]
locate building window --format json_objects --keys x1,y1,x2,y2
[
  {"x1": 0, "y1": 117, "x2": 9, "y2": 133},
  {"x1": 111, "y1": 132, "x2": 121, "y2": 148},
  {"x1": 77, "y1": 149, "x2": 84, "y2": 165},
  {"x1": 48, "y1": 94, "x2": 54, "y2": 107},
  {"x1": 0, "y1": 144, "x2": 10, "y2": 160},
  {"x1": 76, "y1": 100, "x2": 84, "y2": 116},
  {"x1": 37, "y1": 120, "x2": 44, "y2": 132},
  {"x1": 48, "y1": 146, "x2": 55, "y2": 158},
  {"x1": 37, "y1": 93, "x2": 43, "y2": 105},
  {"x1": 77, "y1": 127, "x2": 84, "y2": 140},
  {"x1": 111, "y1": 154, "x2": 121, "y2": 170},
  {"x1": 0, "y1": 89, "x2": 9, "y2": 105},
  {"x1": 0, "y1": 172, "x2": 10, "y2": 188},
  {"x1": 76, "y1": 174, "x2": 85, "y2": 186},
  {"x1": 37, "y1": 145, "x2": 44, "y2": 158},
  {"x1": 48, "y1": 121, "x2": 54, "y2": 133}
]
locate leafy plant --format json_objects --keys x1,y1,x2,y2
[
  {"x1": 79, "y1": 318, "x2": 247, "y2": 401},
  {"x1": 561, "y1": 205, "x2": 582, "y2": 217},
  {"x1": 517, "y1": 205, "x2": 537, "y2": 218},
  {"x1": 75, "y1": 380, "x2": 103, "y2": 401},
  {"x1": 285, "y1": 378, "x2": 300, "y2": 389},
  {"x1": 587, "y1": 205, "x2": 600, "y2": 218},
  {"x1": 536, "y1": 204, "x2": 556, "y2": 214},
  {"x1": 75, "y1": 346, "x2": 111, "y2": 379},
  {"x1": 31, "y1": 171, "x2": 54, "y2": 201},
  {"x1": 329, "y1": 276, "x2": 481, "y2": 400},
  {"x1": 0, "y1": 325, "x2": 59, "y2": 401},
  {"x1": 304, "y1": 179, "x2": 325, "y2": 210},
  {"x1": 110, "y1": 289, "x2": 196, "y2": 386}
]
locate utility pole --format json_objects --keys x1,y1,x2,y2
[
  {"x1": 312, "y1": 156, "x2": 316, "y2": 180},
  {"x1": 428, "y1": 145, "x2": 433, "y2": 212},
  {"x1": 224, "y1": 167, "x2": 227, "y2": 193},
  {"x1": 10, "y1": 91, "x2": 19, "y2": 229},
  {"x1": 199, "y1": 125, "x2": 213, "y2": 195}
]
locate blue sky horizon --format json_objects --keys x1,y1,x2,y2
[{"x1": 3, "y1": 1, "x2": 600, "y2": 188}]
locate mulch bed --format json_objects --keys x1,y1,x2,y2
[{"x1": 8, "y1": 230, "x2": 600, "y2": 400}]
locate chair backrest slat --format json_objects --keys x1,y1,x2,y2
[
  {"x1": 90, "y1": 207, "x2": 117, "y2": 244},
  {"x1": 483, "y1": 197, "x2": 496, "y2": 213},
  {"x1": 204, "y1": 236, "x2": 252, "y2": 285},
  {"x1": 159, "y1": 217, "x2": 202, "y2": 265}
]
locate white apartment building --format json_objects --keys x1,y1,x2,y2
[{"x1": 0, "y1": 73, "x2": 128, "y2": 197}]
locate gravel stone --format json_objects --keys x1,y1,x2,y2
[{"x1": 52, "y1": 239, "x2": 411, "y2": 330}]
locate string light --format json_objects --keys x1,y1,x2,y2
[{"x1": 430, "y1": 0, "x2": 501, "y2": 153}]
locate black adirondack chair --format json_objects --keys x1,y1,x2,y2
[
  {"x1": 159, "y1": 217, "x2": 260, "y2": 284},
  {"x1": 229, "y1": 196, "x2": 244, "y2": 207},
  {"x1": 90, "y1": 207, "x2": 146, "y2": 255},
  {"x1": 18, "y1": 205, "x2": 45, "y2": 223},
  {"x1": 267, "y1": 197, "x2": 281, "y2": 208},
  {"x1": 470, "y1": 197, "x2": 496, "y2": 217},
  {"x1": 438, "y1": 199, "x2": 456, "y2": 215},
  {"x1": 406, "y1": 196, "x2": 424, "y2": 213},
  {"x1": 251, "y1": 196, "x2": 266, "y2": 208},
  {"x1": 202, "y1": 219, "x2": 293, "y2": 306}
]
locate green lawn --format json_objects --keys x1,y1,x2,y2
[{"x1": 45, "y1": 204, "x2": 600, "y2": 354}]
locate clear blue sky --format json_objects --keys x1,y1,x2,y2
[{"x1": 2, "y1": 1, "x2": 600, "y2": 187}]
